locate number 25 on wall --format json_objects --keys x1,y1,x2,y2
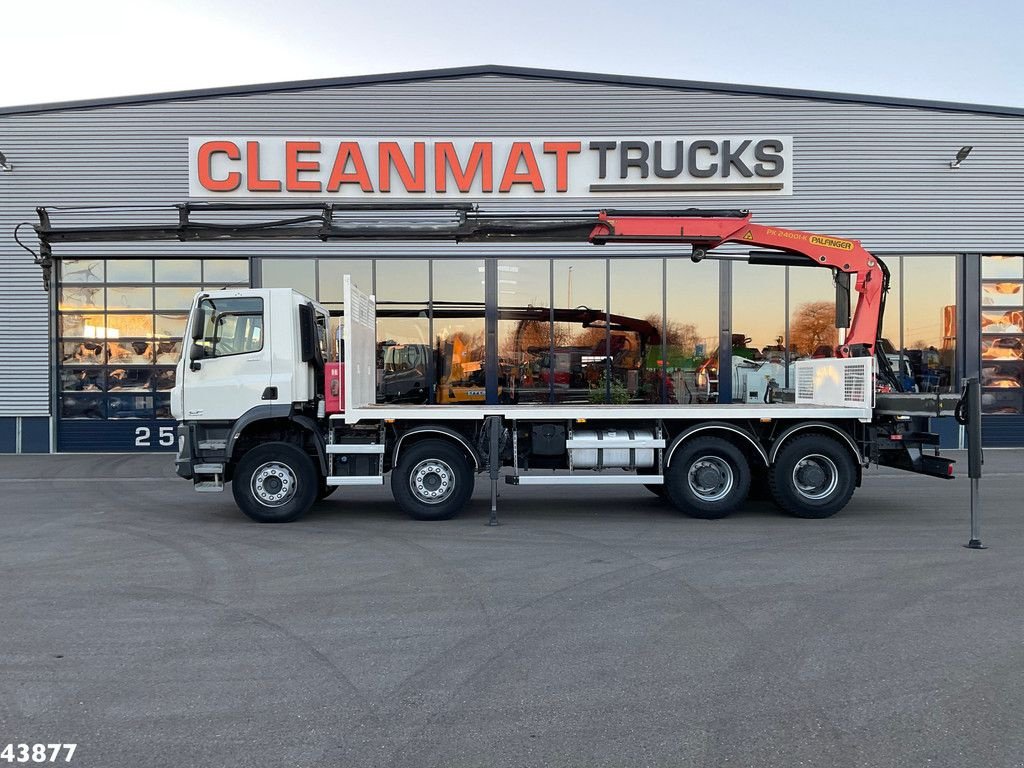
[{"x1": 135, "y1": 426, "x2": 175, "y2": 447}]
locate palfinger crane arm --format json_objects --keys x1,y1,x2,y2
[
  {"x1": 26, "y1": 203, "x2": 887, "y2": 359},
  {"x1": 588, "y1": 210, "x2": 887, "y2": 358}
]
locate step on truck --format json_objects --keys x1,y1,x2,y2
[{"x1": 29, "y1": 204, "x2": 962, "y2": 523}]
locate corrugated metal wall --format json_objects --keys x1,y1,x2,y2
[{"x1": 2, "y1": 72, "x2": 1024, "y2": 422}]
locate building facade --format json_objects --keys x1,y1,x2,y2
[{"x1": 2, "y1": 66, "x2": 1023, "y2": 452}]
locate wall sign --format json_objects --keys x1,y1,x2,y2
[{"x1": 188, "y1": 136, "x2": 793, "y2": 198}]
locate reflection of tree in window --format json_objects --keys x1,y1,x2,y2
[{"x1": 790, "y1": 301, "x2": 838, "y2": 357}]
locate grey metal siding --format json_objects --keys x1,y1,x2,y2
[{"x1": 2, "y1": 72, "x2": 1024, "y2": 419}]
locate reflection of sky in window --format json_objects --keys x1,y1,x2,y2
[
  {"x1": 733, "y1": 261, "x2": 785, "y2": 349},
  {"x1": 433, "y1": 260, "x2": 483, "y2": 302},
  {"x1": 903, "y1": 256, "x2": 955, "y2": 348}
]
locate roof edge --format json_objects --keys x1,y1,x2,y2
[{"x1": 2, "y1": 64, "x2": 1022, "y2": 118}]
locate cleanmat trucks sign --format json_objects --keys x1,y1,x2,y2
[{"x1": 188, "y1": 136, "x2": 792, "y2": 198}]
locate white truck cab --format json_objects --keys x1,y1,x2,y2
[
  {"x1": 172, "y1": 289, "x2": 329, "y2": 422},
  {"x1": 172, "y1": 288, "x2": 331, "y2": 504}
]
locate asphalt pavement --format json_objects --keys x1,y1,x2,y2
[{"x1": 1, "y1": 450, "x2": 1022, "y2": 768}]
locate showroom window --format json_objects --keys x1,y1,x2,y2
[
  {"x1": 980, "y1": 255, "x2": 1024, "y2": 414},
  {"x1": 58, "y1": 258, "x2": 249, "y2": 420}
]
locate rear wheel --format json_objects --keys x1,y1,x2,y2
[
  {"x1": 665, "y1": 436, "x2": 751, "y2": 519},
  {"x1": 391, "y1": 439, "x2": 475, "y2": 521},
  {"x1": 768, "y1": 434, "x2": 857, "y2": 518},
  {"x1": 232, "y1": 442, "x2": 318, "y2": 523}
]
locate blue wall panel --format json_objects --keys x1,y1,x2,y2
[
  {"x1": 0, "y1": 418, "x2": 15, "y2": 453},
  {"x1": 21, "y1": 417, "x2": 50, "y2": 453}
]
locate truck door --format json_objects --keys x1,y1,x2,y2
[{"x1": 183, "y1": 296, "x2": 272, "y2": 421}]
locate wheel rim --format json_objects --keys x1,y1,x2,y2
[
  {"x1": 409, "y1": 458, "x2": 455, "y2": 504},
  {"x1": 792, "y1": 454, "x2": 839, "y2": 500},
  {"x1": 251, "y1": 461, "x2": 298, "y2": 507},
  {"x1": 687, "y1": 455, "x2": 734, "y2": 502}
]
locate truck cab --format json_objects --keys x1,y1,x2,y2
[{"x1": 171, "y1": 288, "x2": 330, "y2": 496}]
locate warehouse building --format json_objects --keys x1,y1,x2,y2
[{"x1": 1, "y1": 65, "x2": 1023, "y2": 453}]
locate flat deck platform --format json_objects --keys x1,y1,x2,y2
[{"x1": 336, "y1": 402, "x2": 873, "y2": 423}]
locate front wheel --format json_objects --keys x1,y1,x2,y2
[
  {"x1": 665, "y1": 436, "x2": 751, "y2": 519},
  {"x1": 391, "y1": 439, "x2": 475, "y2": 521},
  {"x1": 232, "y1": 442, "x2": 319, "y2": 523},
  {"x1": 768, "y1": 434, "x2": 857, "y2": 518}
]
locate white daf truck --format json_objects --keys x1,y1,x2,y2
[{"x1": 30, "y1": 204, "x2": 960, "y2": 523}]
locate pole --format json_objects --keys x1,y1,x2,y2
[
  {"x1": 487, "y1": 415, "x2": 500, "y2": 526},
  {"x1": 963, "y1": 377, "x2": 986, "y2": 549}
]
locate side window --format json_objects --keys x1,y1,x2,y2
[{"x1": 197, "y1": 297, "x2": 264, "y2": 358}]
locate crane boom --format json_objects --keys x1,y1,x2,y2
[{"x1": 27, "y1": 203, "x2": 887, "y2": 358}]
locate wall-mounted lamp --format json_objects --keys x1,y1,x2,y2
[
  {"x1": 949, "y1": 145, "x2": 973, "y2": 169},
  {"x1": 0, "y1": 150, "x2": 12, "y2": 172}
]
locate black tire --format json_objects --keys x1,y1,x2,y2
[
  {"x1": 665, "y1": 436, "x2": 751, "y2": 519},
  {"x1": 316, "y1": 482, "x2": 338, "y2": 502},
  {"x1": 232, "y1": 442, "x2": 319, "y2": 523},
  {"x1": 768, "y1": 434, "x2": 857, "y2": 519},
  {"x1": 391, "y1": 439, "x2": 475, "y2": 521}
]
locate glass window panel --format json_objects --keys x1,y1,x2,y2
[
  {"x1": 377, "y1": 259, "x2": 430, "y2": 302},
  {"x1": 203, "y1": 259, "x2": 249, "y2": 285},
  {"x1": 432, "y1": 260, "x2": 485, "y2": 405},
  {"x1": 62, "y1": 341, "x2": 105, "y2": 365},
  {"x1": 155, "y1": 393, "x2": 173, "y2": 419},
  {"x1": 61, "y1": 259, "x2": 104, "y2": 283},
  {"x1": 553, "y1": 260, "x2": 607, "y2": 403},
  {"x1": 730, "y1": 261, "x2": 786, "y2": 403},
  {"x1": 59, "y1": 286, "x2": 104, "y2": 311},
  {"x1": 107, "y1": 341, "x2": 153, "y2": 365},
  {"x1": 982, "y1": 310, "x2": 1024, "y2": 334},
  {"x1": 981, "y1": 255, "x2": 1024, "y2": 280},
  {"x1": 261, "y1": 258, "x2": 315, "y2": 296},
  {"x1": 498, "y1": 260, "x2": 551, "y2": 404},
  {"x1": 902, "y1": 256, "x2": 956, "y2": 393},
  {"x1": 155, "y1": 314, "x2": 187, "y2": 338},
  {"x1": 107, "y1": 368, "x2": 154, "y2": 392},
  {"x1": 61, "y1": 394, "x2": 105, "y2": 419},
  {"x1": 155, "y1": 259, "x2": 202, "y2": 282},
  {"x1": 733, "y1": 262, "x2": 785, "y2": 355},
  {"x1": 108, "y1": 394, "x2": 154, "y2": 419},
  {"x1": 610, "y1": 258, "x2": 662, "y2": 403},
  {"x1": 982, "y1": 337, "x2": 1024, "y2": 361},
  {"x1": 981, "y1": 281, "x2": 1023, "y2": 308},
  {"x1": 374, "y1": 260, "x2": 432, "y2": 404},
  {"x1": 378, "y1": 311, "x2": 431, "y2": 404},
  {"x1": 980, "y1": 389, "x2": 1022, "y2": 415},
  {"x1": 106, "y1": 286, "x2": 153, "y2": 311},
  {"x1": 156, "y1": 287, "x2": 199, "y2": 311},
  {"x1": 60, "y1": 313, "x2": 107, "y2": 338},
  {"x1": 106, "y1": 259, "x2": 153, "y2": 282},
  {"x1": 880, "y1": 257, "x2": 900, "y2": 357},
  {"x1": 666, "y1": 258, "x2": 718, "y2": 404},
  {"x1": 106, "y1": 314, "x2": 154, "y2": 338},
  {"x1": 154, "y1": 368, "x2": 177, "y2": 391},
  {"x1": 788, "y1": 267, "x2": 839, "y2": 359},
  {"x1": 60, "y1": 368, "x2": 105, "y2": 392},
  {"x1": 155, "y1": 341, "x2": 182, "y2": 365},
  {"x1": 318, "y1": 259, "x2": 372, "y2": 304}
]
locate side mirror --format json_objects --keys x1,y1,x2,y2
[
  {"x1": 189, "y1": 342, "x2": 206, "y2": 371},
  {"x1": 190, "y1": 305, "x2": 205, "y2": 341}
]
